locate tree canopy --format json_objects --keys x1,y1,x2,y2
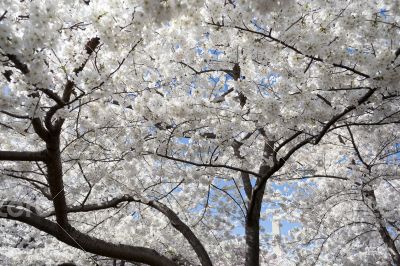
[{"x1": 0, "y1": 0, "x2": 399, "y2": 265}]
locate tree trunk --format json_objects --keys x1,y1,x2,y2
[
  {"x1": 245, "y1": 216, "x2": 261, "y2": 266},
  {"x1": 245, "y1": 183, "x2": 266, "y2": 266}
]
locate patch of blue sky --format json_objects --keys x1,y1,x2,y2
[
  {"x1": 214, "y1": 73, "x2": 232, "y2": 94},
  {"x1": 210, "y1": 178, "x2": 247, "y2": 236},
  {"x1": 379, "y1": 7, "x2": 389, "y2": 20},
  {"x1": 256, "y1": 181, "x2": 301, "y2": 235},
  {"x1": 271, "y1": 182, "x2": 296, "y2": 197},
  {"x1": 213, "y1": 176, "x2": 247, "y2": 204},
  {"x1": 204, "y1": 75, "x2": 230, "y2": 100},
  {"x1": 208, "y1": 75, "x2": 220, "y2": 85},
  {"x1": 188, "y1": 80, "x2": 197, "y2": 95},
  {"x1": 170, "y1": 77, "x2": 178, "y2": 86},
  {"x1": 262, "y1": 213, "x2": 299, "y2": 237},
  {"x1": 142, "y1": 70, "x2": 151, "y2": 81},
  {"x1": 222, "y1": 78, "x2": 230, "y2": 90},
  {"x1": 204, "y1": 68, "x2": 233, "y2": 98},
  {"x1": 189, "y1": 199, "x2": 206, "y2": 213},
  {"x1": 213, "y1": 176, "x2": 238, "y2": 189},
  {"x1": 2, "y1": 85, "x2": 11, "y2": 96},
  {"x1": 387, "y1": 223, "x2": 398, "y2": 238},
  {"x1": 385, "y1": 143, "x2": 400, "y2": 164},
  {"x1": 147, "y1": 125, "x2": 158, "y2": 135},
  {"x1": 269, "y1": 182, "x2": 308, "y2": 234},
  {"x1": 143, "y1": 67, "x2": 163, "y2": 83},
  {"x1": 127, "y1": 92, "x2": 137, "y2": 99},
  {"x1": 279, "y1": 220, "x2": 300, "y2": 235},
  {"x1": 173, "y1": 186, "x2": 184, "y2": 194},
  {"x1": 131, "y1": 211, "x2": 140, "y2": 220},
  {"x1": 258, "y1": 73, "x2": 279, "y2": 96},
  {"x1": 251, "y1": 18, "x2": 268, "y2": 33},
  {"x1": 336, "y1": 155, "x2": 347, "y2": 164},
  {"x1": 208, "y1": 48, "x2": 224, "y2": 60},
  {"x1": 232, "y1": 224, "x2": 245, "y2": 236},
  {"x1": 154, "y1": 80, "x2": 162, "y2": 88},
  {"x1": 346, "y1": 47, "x2": 357, "y2": 55},
  {"x1": 187, "y1": 179, "x2": 244, "y2": 231},
  {"x1": 394, "y1": 143, "x2": 400, "y2": 159},
  {"x1": 176, "y1": 136, "x2": 191, "y2": 145},
  {"x1": 161, "y1": 77, "x2": 178, "y2": 95},
  {"x1": 196, "y1": 46, "x2": 204, "y2": 56},
  {"x1": 225, "y1": 73, "x2": 233, "y2": 81}
]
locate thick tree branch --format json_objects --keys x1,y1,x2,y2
[
  {"x1": 32, "y1": 118, "x2": 50, "y2": 141},
  {"x1": 0, "y1": 150, "x2": 47, "y2": 161},
  {"x1": 346, "y1": 125, "x2": 370, "y2": 169},
  {"x1": 0, "y1": 110, "x2": 30, "y2": 119},
  {"x1": 241, "y1": 172, "x2": 252, "y2": 200},
  {"x1": 45, "y1": 134, "x2": 68, "y2": 226},
  {"x1": 45, "y1": 195, "x2": 212, "y2": 266},
  {"x1": 147, "y1": 200, "x2": 213, "y2": 266},
  {"x1": 4, "y1": 53, "x2": 29, "y2": 74},
  {"x1": 313, "y1": 88, "x2": 377, "y2": 144},
  {"x1": 0, "y1": 206, "x2": 177, "y2": 266}
]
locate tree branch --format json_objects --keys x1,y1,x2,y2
[
  {"x1": 4, "y1": 53, "x2": 29, "y2": 74},
  {"x1": 45, "y1": 195, "x2": 212, "y2": 266},
  {"x1": 0, "y1": 205, "x2": 177, "y2": 266},
  {"x1": 0, "y1": 150, "x2": 47, "y2": 161},
  {"x1": 156, "y1": 152, "x2": 260, "y2": 177},
  {"x1": 207, "y1": 23, "x2": 371, "y2": 79}
]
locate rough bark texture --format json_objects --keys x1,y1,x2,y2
[
  {"x1": 244, "y1": 183, "x2": 266, "y2": 266},
  {"x1": 45, "y1": 134, "x2": 69, "y2": 226},
  {"x1": 149, "y1": 201, "x2": 213, "y2": 266}
]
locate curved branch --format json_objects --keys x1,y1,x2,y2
[
  {"x1": 0, "y1": 205, "x2": 177, "y2": 266},
  {"x1": 346, "y1": 125, "x2": 370, "y2": 169},
  {"x1": 156, "y1": 152, "x2": 260, "y2": 177},
  {"x1": 313, "y1": 88, "x2": 377, "y2": 144},
  {"x1": 207, "y1": 23, "x2": 371, "y2": 79},
  {"x1": 281, "y1": 174, "x2": 348, "y2": 181},
  {"x1": 45, "y1": 195, "x2": 213, "y2": 266},
  {"x1": 4, "y1": 53, "x2": 29, "y2": 74},
  {"x1": 0, "y1": 110, "x2": 30, "y2": 119},
  {"x1": 147, "y1": 200, "x2": 213, "y2": 266},
  {"x1": 0, "y1": 150, "x2": 47, "y2": 161}
]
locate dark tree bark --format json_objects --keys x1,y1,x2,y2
[
  {"x1": 244, "y1": 183, "x2": 266, "y2": 266},
  {"x1": 0, "y1": 150, "x2": 47, "y2": 161},
  {"x1": 0, "y1": 206, "x2": 177, "y2": 266}
]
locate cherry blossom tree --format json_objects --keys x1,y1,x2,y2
[
  {"x1": 274, "y1": 127, "x2": 400, "y2": 265},
  {"x1": 0, "y1": 0, "x2": 399, "y2": 265}
]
